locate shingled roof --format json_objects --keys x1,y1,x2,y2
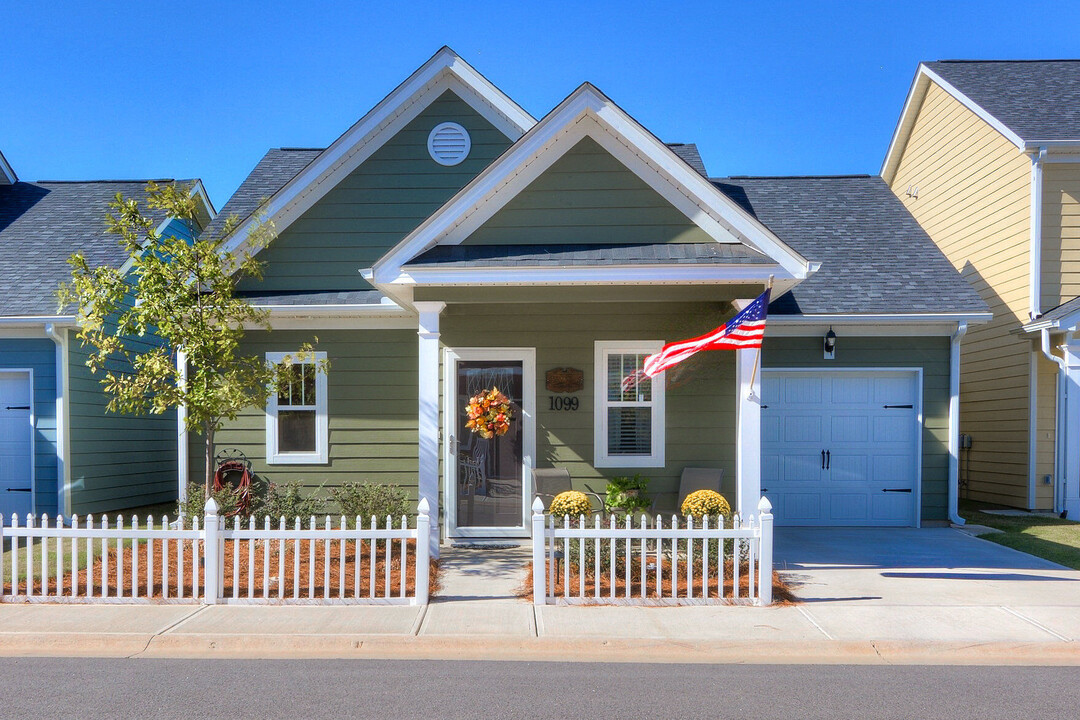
[
  {"x1": 925, "y1": 60, "x2": 1080, "y2": 143},
  {"x1": 711, "y1": 175, "x2": 989, "y2": 316},
  {"x1": 0, "y1": 180, "x2": 177, "y2": 317},
  {"x1": 405, "y1": 241, "x2": 768, "y2": 268}
]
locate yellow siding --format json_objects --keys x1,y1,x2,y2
[
  {"x1": 1035, "y1": 350, "x2": 1058, "y2": 509},
  {"x1": 889, "y1": 81, "x2": 1034, "y2": 507},
  {"x1": 1041, "y1": 163, "x2": 1080, "y2": 310}
]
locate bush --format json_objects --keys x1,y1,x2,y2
[
  {"x1": 330, "y1": 482, "x2": 410, "y2": 528},
  {"x1": 176, "y1": 482, "x2": 242, "y2": 522},
  {"x1": 548, "y1": 491, "x2": 592, "y2": 518},
  {"x1": 681, "y1": 489, "x2": 731, "y2": 521},
  {"x1": 605, "y1": 475, "x2": 651, "y2": 514},
  {"x1": 252, "y1": 481, "x2": 326, "y2": 524}
]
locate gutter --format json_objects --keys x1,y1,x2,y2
[
  {"x1": 948, "y1": 321, "x2": 967, "y2": 525},
  {"x1": 0, "y1": 315, "x2": 77, "y2": 327},
  {"x1": 768, "y1": 312, "x2": 993, "y2": 325}
]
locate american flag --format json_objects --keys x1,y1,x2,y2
[{"x1": 640, "y1": 288, "x2": 771, "y2": 379}]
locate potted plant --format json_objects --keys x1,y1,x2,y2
[{"x1": 604, "y1": 475, "x2": 651, "y2": 515}]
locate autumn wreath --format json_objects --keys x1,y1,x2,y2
[{"x1": 465, "y1": 387, "x2": 514, "y2": 439}]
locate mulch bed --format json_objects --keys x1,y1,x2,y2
[
  {"x1": 518, "y1": 560, "x2": 798, "y2": 605},
  {"x1": 4, "y1": 538, "x2": 440, "y2": 601}
]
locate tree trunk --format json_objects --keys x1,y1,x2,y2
[{"x1": 204, "y1": 421, "x2": 215, "y2": 497}]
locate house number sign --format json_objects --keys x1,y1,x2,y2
[{"x1": 546, "y1": 367, "x2": 583, "y2": 412}]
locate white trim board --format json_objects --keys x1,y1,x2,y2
[
  {"x1": 222, "y1": 47, "x2": 535, "y2": 263},
  {"x1": 442, "y1": 347, "x2": 537, "y2": 538},
  {"x1": 373, "y1": 84, "x2": 811, "y2": 293},
  {"x1": 0, "y1": 149, "x2": 16, "y2": 184}
]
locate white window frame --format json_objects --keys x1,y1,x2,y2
[
  {"x1": 594, "y1": 340, "x2": 665, "y2": 468},
  {"x1": 265, "y1": 351, "x2": 328, "y2": 465}
]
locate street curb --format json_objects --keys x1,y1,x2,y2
[{"x1": 1, "y1": 633, "x2": 1078, "y2": 664}]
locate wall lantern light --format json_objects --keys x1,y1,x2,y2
[{"x1": 823, "y1": 327, "x2": 837, "y2": 359}]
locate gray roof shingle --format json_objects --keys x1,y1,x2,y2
[
  {"x1": 0, "y1": 180, "x2": 175, "y2": 317},
  {"x1": 405, "y1": 241, "x2": 768, "y2": 268},
  {"x1": 236, "y1": 289, "x2": 386, "y2": 306},
  {"x1": 667, "y1": 144, "x2": 708, "y2": 177},
  {"x1": 925, "y1": 60, "x2": 1080, "y2": 142},
  {"x1": 711, "y1": 175, "x2": 989, "y2": 316}
]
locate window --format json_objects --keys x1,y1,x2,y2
[
  {"x1": 266, "y1": 351, "x2": 328, "y2": 464},
  {"x1": 594, "y1": 341, "x2": 665, "y2": 468}
]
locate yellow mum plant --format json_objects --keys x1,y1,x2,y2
[
  {"x1": 548, "y1": 491, "x2": 592, "y2": 518},
  {"x1": 681, "y1": 489, "x2": 731, "y2": 520}
]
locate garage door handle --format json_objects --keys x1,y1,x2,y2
[
  {"x1": 821, "y1": 450, "x2": 826, "y2": 469},
  {"x1": 6, "y1": 488, "x2": 31, "y2": 492},
  {"x1": 882, "y1": 488, "x2": 912, "y2": 493},
  {"x1": 826, "y1": 450, "x2": 830, "y2": 470},
  {"x1": 6, "y1": 405, "x2": 30, "y2": 410},
  {"x1": 883, "y1": 404, "x2": 913, "y2": 409}
]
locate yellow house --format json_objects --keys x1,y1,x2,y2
[{"x1": 883, "y1": 60, "x2": 1080, "y2": 517}]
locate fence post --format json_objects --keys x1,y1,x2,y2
[
  {"x1": 531, "y1": 497, "x2": 546, "y2": 606},
  {"x1": 415, "y1": 498, "x2": 431, "y2": 605},
  {"x1": 203, "y1": 498, "x2": 220, "y2": 604},
  {"x1": 757, "y1": 496, "x2": 773, "y2": 606}
]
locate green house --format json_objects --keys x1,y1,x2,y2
[{"x1": 187, "y1": 48, "x2": 989, "y2": 554}]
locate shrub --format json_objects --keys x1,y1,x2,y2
[
  {"x1": 330, "y1": 482, "x2": 410, "y2": 528},
  {"x1": 176, "y1": 482, "x2": 242, "y2": 522},
  {"x1": 681, "y1": 489, "x2": 731, "y2": 521},
  {"x1": 252, "y1": 481, "x2": 326, "y2": 523},
  {"x1": 548, "y1": 491, "x2": 592, "y2": 518},
  {"x1": 605, "y1": 475, "x2": 651, "y2": 514}
]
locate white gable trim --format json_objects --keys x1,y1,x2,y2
[
  {"x1": 222, "y1": 47, "x2": 535, "y2": 260},
  {"x1": 373, "y1": 84, "x2": 810, "y2": 287},
  {"x1": 393, "y1": 263, "x2": 790, "y2": 287},
  {"x1": 0, "y1": 149, "x2": 16, "y2": 184},
  {"x1": 882, "y1": 64, "x2": 1027, "y2": 183}
]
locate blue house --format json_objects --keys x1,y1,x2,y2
[{"x1": 0, "y1": 148, "x2": 214, "y2": 518}]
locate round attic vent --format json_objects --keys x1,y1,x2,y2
[{"x1": 427, "y1": 122, "x2": 471, "y2": 166}]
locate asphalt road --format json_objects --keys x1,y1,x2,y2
[{"x1": 1, "y1": 658, "x2": 1078, "y2": 719}]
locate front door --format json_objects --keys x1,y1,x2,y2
[
  {"x1": 0, "y1": 370, "x2": 34, "y2": 519},
  {"x1": 445, "y1": 349, "x2": 535, "y2": 537}
]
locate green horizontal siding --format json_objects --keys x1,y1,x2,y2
[
  {"x1": 237, "y1": 90, "x2": 513, "y2": 294},
  {"x1": 442, "y1": 300, "x2": 737, "y2": 507},
  {"x1": 762, "y1": 336, "x2": 951, "y2": 522},
  {"x1": 462, "y1": 136, "x2": 713, "y2": 246},
  {"x1": 188, "y1": 329, "x2": 420, "y2": 498}
]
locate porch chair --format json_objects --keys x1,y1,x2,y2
[
  {"x1": 532, "y1": 468, "x2": 604, "y2": 514},
  {"x1": 655, "y1": 467, "x2": 726, "y2": 515}
]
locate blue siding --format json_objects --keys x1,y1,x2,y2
[{"x1": 0, "y1": 338, "x2": 58, "y2": 515}]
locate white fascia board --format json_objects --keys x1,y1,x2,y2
[
  {"x1": 0, "y1": 315, "x2": 78, "y2": 327},
  {"x1": 767, "y1": 312, "x2": 993, "y2": 328},
  {"x1": 1025, "y1": 309, "x2": 1080, "y2": 334},
  {"x1": 189, "y1": 179, "x2": 217, "y2": 221},
  {"x1": 244, "y1": 304, "x2": 414, "y2": 330},
  {"x1": 393, "y1": 264, "x2": 791, "y2": 286},
  {"x1": 373, "y1": 85, "x2": 810, "y2": 285},
  {"x1": 0, "y1": 149, "x2": 16, "y2": 184},
  {"x1": 222, "y1": 48, "x2": 534, "y2": 262},
  {"x1": 881, "y1": 68, "x2": 930, "y2": 183}
]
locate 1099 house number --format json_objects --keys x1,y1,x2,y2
[{"x1": 549, "y1": 396, "x2": 580, "y2": 411}]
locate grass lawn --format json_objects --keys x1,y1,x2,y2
[
  {"x1": 1, "y1": 501, "x2": 178, "y2": 584},
  {"x1": 959, "y1": 501, "x2": 1080, "y2": 569}
]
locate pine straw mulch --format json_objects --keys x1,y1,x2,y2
[
  {"x1": 4, "y1": 538, "x2": 440, "y2": 601},
  {"x1": 517, "y1": 560, "x2": 798, "y2": 605}
]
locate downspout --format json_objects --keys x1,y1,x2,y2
[
  {"x1": 948, "y1": 321, "x2": 967, "y2": 525},
  {"x1": 1041, "y1": 328, "x2": 1069, "y2": 514},
  {"x1": 44, "y1": 323, "x2": 67, "y2": 518},
  {"x1": 1029, "y1": 148, "x2": 1046, "y2": 320}
]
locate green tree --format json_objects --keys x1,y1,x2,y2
[{"x1": 58, "y1": 181, "x2": 321, "y2": 495}]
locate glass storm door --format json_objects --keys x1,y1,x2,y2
[{"x1": 446, "y1": 349, "x2": 535, "y2": 537}]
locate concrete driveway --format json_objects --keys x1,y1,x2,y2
[{"x1": 774, "y1": 526, "x2": 1080, "y2": 642}]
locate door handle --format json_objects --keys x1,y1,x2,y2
[
  {"x1": 882, "y1": 488, "x2": 912, "y2": 493},
  {"x1": 6, "y1": 488, "x2": 31, "y2": 492},
  {"x1": 6, "y1": 406, "x2": 30, "y2": 410},
  {"x1": 821, "y1": 450, "x2": 826, "y2": 469},
  {"x1": 826, "y1": 450, "x2": 830, "y2": 470},
  {"x1": 883, "y1": 404, "x2": 913, "y2": 409}
]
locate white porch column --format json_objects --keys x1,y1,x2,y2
[
  {"x1": 735, "y1": 346, "x2": 763, "y2": 522},
  {"x1": 177, "y1": 349, "x2": 188, "y2": 502},
  {"x1": 416, "y1": 301, "x2": 446, "y2": 558},
  {"x1": 1063, "y1": 339, "x2": 1080, "y2": 519}
]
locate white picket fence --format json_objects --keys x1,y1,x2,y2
[
  {"x1": 531, "y1": 496, "x2": 774, "y2": 606},
  {"x1": 0, "y1": 498, "x2": 431, "y2": 606}
]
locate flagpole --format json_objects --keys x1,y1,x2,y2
[{"x1": 747, "y1": 275, "x2": 774, "y2": 397}]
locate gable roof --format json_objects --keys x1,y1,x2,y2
[
  {"x1": 0, "y1": 180, "x2": 178, "y2": 317},
  {"x1": 883, "y1": 60, "x2": 1080, "y2": 182},
  {"x1": 374, "y1": 83, "x2": 810, "y2": 296},
  {"x1": 711, "y1": 175, "x2": 990, "y2": 317},
  {"x1": 0, "y1": 150, "x2": 15, "y2": 184},
  {"x1": 220, "y1": 47, "x2": 535, "y2": 258}
]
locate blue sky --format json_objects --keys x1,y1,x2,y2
[{"x1": 3, "y1": 0, "x2": 1080, "y2": 209}]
